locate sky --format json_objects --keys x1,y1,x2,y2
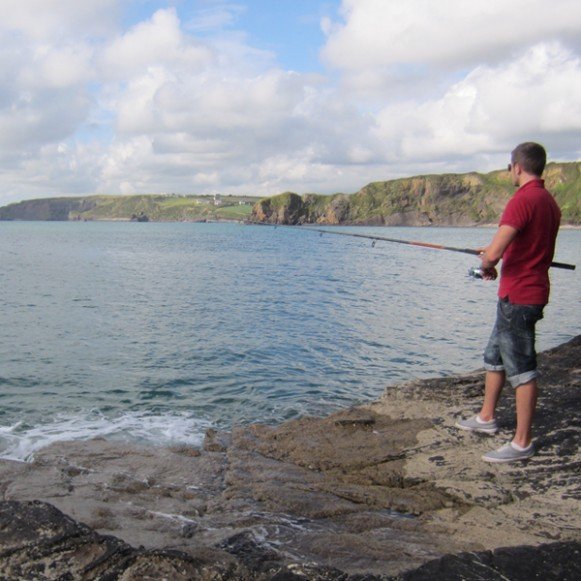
[{"x1": 1, "y1": 0, "x2": 581, "y2": 206}]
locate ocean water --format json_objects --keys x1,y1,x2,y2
[{"x1": 1, "y1": 221, "x2": 579, "y2": 461}]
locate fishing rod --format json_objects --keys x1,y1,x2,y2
[{"x1": 253, "y1": 222, "x2": 576, "y2": 271}]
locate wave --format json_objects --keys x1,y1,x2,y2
[{"x1": 0, "y1": 410, "x2": 213, "y2": 462}]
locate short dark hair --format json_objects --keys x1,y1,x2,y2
[{"x1": 511, "y1": 142, "x2": 546, "y2": 176}]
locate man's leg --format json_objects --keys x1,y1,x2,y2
[
  {"x1": 481, "y1": 379, "x2": 537, "y2": 462},
  {"x1": 513, "y1": 379, "x2": 538, "y2": 448},
  {"x1": 479, "y1": 370, "x2": 505, "y2": 422},
  {"x1": 455, "y1": 312, "x2": 504, "y2": 434},
  {"x1": 479, "y1": 301, "x2": 542, "y2": 462},
  {"x1": 455, "y1": 369, "x2": 503, "y2": 433}
]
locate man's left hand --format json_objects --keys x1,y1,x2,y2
[{"x1": 481, "y1": 267, "x2": 498, "y2": 280}]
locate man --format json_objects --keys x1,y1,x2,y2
[{"x1": 456, "y1": 142, "x2": 561, "y2": 463}]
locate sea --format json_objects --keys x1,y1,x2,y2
[{"x1": 1, "y1": 221, "x2": 579, "y2": 461}]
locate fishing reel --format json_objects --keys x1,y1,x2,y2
[
  {"x1": 468, "y1": 266, "x2": 484, "y2": 279},
  {"x1": 468, "y1": 266, "x2": 498, "y2": 280}
]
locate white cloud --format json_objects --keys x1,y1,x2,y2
[
  {"x1": 186, "y1": 3, "x2": 246, "y2": 32},
  {"x1": 1, "y1": 0, "x2": 119, "y2": 41},
  {"x1": 322, "y1": 0, "x2": 581, "y2": 73},
  {"x1": 96, "y1": 66, "x2": 372, "y2": 194},
  {"x1": 374, "y1": 42, "x2": 581, "y2": 163},
  {"x1": 0, "y1": 0, "x2": 106, "y2": 194},
  {"x1": 100, "y1": 9, "x2": 213, "y2": 81},
  {"x1": 0, "y1": 0, "x2": 580, "y2": 207},
  {"x1": 26, "y1": 44, "x2": 94, "y2": 89},
  {"x1": 320, "y1": 0, "x2": 581, "y2": 109}
]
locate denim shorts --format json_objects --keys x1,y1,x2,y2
[{"x1": 483, "y1": 298, "x2": 544, "y2": 388}]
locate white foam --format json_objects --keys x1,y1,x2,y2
[
  {"x1": 148, "y1": 511, "x2": 198, "y2": 524},
  {"x1": 0, "y1": 410, "x2": 213, "y2": 462}
]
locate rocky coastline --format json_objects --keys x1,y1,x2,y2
[{"x1": 1, "y1": 336, "x2": 579, "y2": 579}]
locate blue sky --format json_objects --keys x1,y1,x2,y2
[
  {"x1": 235, "y1": 2, "x2": 331, "y2": 71},
  {"x1": 123, "y1": 0, "x2": 336, "y2": 71},
  {"x1": 1, "y1": 0, "x2": 580, "y2": 204}
]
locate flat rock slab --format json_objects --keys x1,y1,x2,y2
[{"x1": 0, "y1": 336, "x2": 579, "y2": 578}]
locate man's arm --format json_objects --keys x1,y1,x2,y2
[{"x1": 480, "y1": 224, "x2": 518, "y2": 269}]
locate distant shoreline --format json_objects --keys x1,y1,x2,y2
[{"x1": 2, "y1": 218, "x2": 580, "y2": 229}]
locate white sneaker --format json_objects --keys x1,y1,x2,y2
[
  {"x1": 455, "y1": 415, "x2": 499, "y2": 435},
  {"x1": 482, "y1": 442, "x2": 535, "y2": 463}
]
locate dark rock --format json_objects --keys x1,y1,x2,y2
[
  {"x1": 390, "y1": 541, "x2": 581, "y2": 580},
  {"x1": 219, "y1": 530, "x2": 283, "y2": 572},
  {"x1": 0, "y1": 500, "x2": 242, "y2": 580},
  {"x1": 130, "y1": 212, "x2": 149, "y2": 222}
]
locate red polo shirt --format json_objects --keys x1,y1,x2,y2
[{"x1": 498, "y1": 179, "x2": 561, "y2": 305}]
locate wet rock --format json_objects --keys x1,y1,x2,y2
[
  {"x1": 204, "y1": 427, "x2": 233, "y2": 452},
  {"x1": 2, "y1": 500, "x2": 578, "y2": 580},
  {"x1": 219, "y1": 530, "x2": 284, "y2": 572}
]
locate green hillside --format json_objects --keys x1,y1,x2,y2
[
  {"x1": 0, "y1": 194, "x2": 255, "y2": 222},
  {"x1": 252, "y1": 162, "x2": 581, "y2": 226}
]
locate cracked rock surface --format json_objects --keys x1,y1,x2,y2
[{"x1": 1, "y1": 336, "x2": 579, "y2": 579}]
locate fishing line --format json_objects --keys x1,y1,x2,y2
[{"x1": 250, "y1": 222, "x2": 576, "y2": 273}]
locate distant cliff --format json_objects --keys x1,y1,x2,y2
[
  {"x1": 0, "y1": 197, "x2": 100, "y2": 221},
  {"x1": 2, "y1": 163, "x2": 579, "y2": 225},
  {"x1": 0, "y1": 194, "x2": 254, "y2": 222},
  {"x1": 252, "y1": 162, "x2": 581, "y2": 226}
]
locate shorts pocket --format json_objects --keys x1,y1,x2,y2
[{"x1": 512, "y1": 304, "x2": 544, "y2": 336}]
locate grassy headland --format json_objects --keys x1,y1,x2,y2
[
  {"x1": 252, "y1": 162, "x2": 581, "y2": 226},
  {"x1": 1, "y1": 162, "x2": 579, "y2": 225},
  {"x1": 0, "y1": 194, "x2": 255, "y2": 222}
]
